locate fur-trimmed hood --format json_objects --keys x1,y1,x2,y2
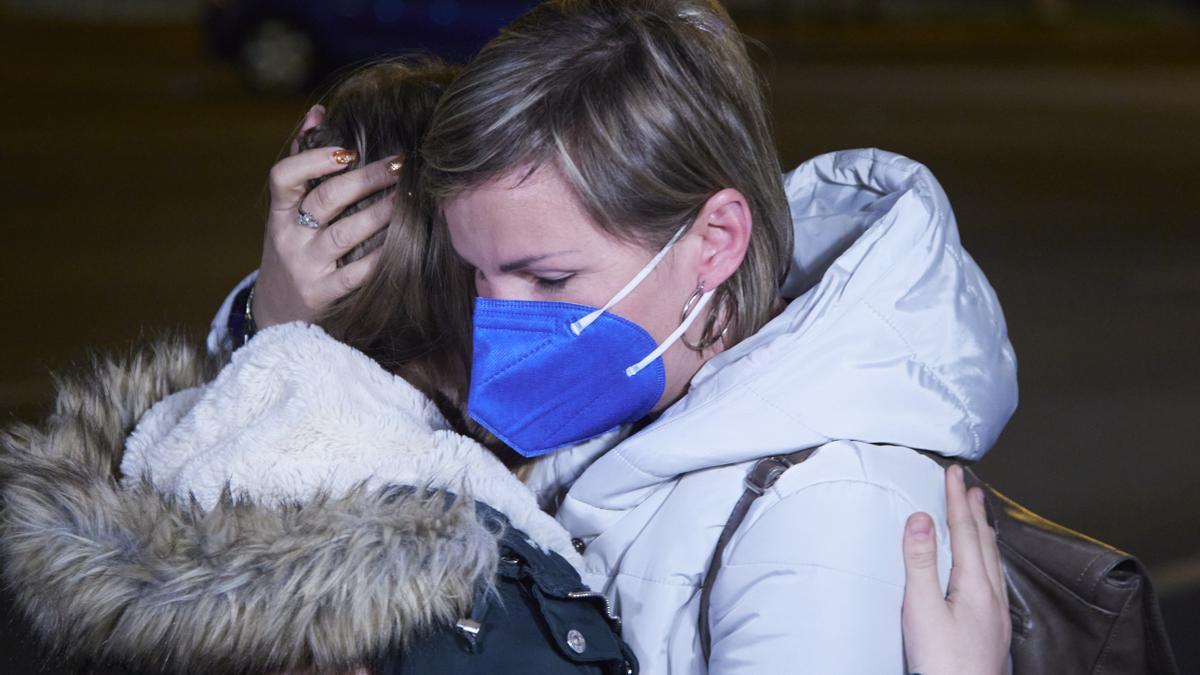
[{"x1": 0, "y1": 324, "x2": 579, "y2": 674}]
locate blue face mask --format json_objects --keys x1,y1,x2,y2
[{"x1": 467, "y1": 226, "x2": 715, "y2": 457}]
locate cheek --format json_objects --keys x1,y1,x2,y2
[
  {"x1": 614, "y1": 283, "x2": 686, "y2": 343},
  {"x1": 590, "y1": 251, "x2": 694, "y2": 340},
  {"x1": 646, "y1": 264, "x2": 695, "y2": 329},
  {"x1": 645, "y1": 297, "x2": 686, "y2": 341}
]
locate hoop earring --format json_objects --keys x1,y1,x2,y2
[{"x1": 681, "y1": 282, "x2": 732, "y2": 352}]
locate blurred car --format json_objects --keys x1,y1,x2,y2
[{"x1": 203, "y1": 0, "x2": 539, "y2": 94}]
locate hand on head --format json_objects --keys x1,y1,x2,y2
[{"x1": 253, "y1": 105, "x2": 400, "y2": 329}]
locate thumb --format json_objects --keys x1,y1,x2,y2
[{"x1": 902, "y1": 512, "x2": 945, "y2": 621}]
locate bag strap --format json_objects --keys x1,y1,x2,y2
[{"x1": 698, "y1": 448, "x2": 819, "y2": 664}]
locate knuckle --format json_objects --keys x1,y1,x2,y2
[
  {"x1": 377, "y1": 162, "x2": 399, "y2": 184},
  {"x1": 267, "y1": 231, "x2": 291, "y2": 254},
  {"x1": 299, "y1": 288, "x2": 319, "y2": 309},
  {"x1": 907, "y1": 548, "x2": 938, "y2": 570},
  {"x1": 308, "y1": 186, "x2": 333, "y2": 214},
  {"x1": 952, "y1": 514, "x2": 979, "y2": 533},
  {"x1": 328, "y1": 223, "x2": 350, "y2": 251},
  {"x1": 333, "y1": 222, "x2": 355, "y2": 251},
  {"x1": 267, "y1": 163, "x2": 289, "y2": 191}
]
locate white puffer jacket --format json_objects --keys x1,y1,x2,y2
[
  {"x1": 527, "y1": 148, "x2": 1018, "y2": 674},
  {"x1": 209, "y1": 148, "x2": 1018, "y2": 673}
]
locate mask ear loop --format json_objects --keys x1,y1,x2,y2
[
  {"x1": 569, "y1": 225, "x2": 690, "y2": 336},
  {"x1": 625, "y1": 288, "x2": 714, "y2": 377}
]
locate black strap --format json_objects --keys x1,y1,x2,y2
[
  {"x1": 698, "y1": 448, "x2": 818, "y2": 663},
  {"x1": 226, "y1": 282, "x2": 256, "y2": 350}
]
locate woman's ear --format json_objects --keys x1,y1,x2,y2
[{"x1": 691, "y1": 188, "x2": 752, "y2": 288}]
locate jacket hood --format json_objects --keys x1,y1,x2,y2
[
  {"x1": 0, "y1": 325, "x2": 576, "y2": 674},
  {"x1": 560, "y1": 149, "x2": 1018, "y2": 510}
]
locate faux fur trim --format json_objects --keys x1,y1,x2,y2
[{"x1": 0, "y1": 328, "x2": 568, "y2": 674}]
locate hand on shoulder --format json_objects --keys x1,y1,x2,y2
[{"x1": 901, "y1": 465, "x2": 1011, "y2": 675}]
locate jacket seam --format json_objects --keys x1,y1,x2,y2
[
  {"x1": 764, "y1": 471, "x2": 934, "y2": 507},
  {"x1": 745, "y1": 384, "x2": 831, "y2": 442},
  {"x1": 860, "y1": 298, "x2": 982, "y2": 453},
  {"x1": 716, "y1": 560, "x2": 904, "y2": 589},
  {"x1": 609, "y1": 445, "x2": 661, "y2": 479},
  {"x1": 581, "y1": 568, "x2": 702, "y2": 588},
  {"x1": 719, "y1": 476, "x2": 935, "y2": 586}
]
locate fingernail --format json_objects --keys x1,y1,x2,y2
[
  {"x1": 973, "y1": 488, "x2": 986, "y2": 505},
  {"x1": 387, "y1": 158, "x2": 404, "y2": 175},
  {"x1": 907, "y1": 514, "x2": 933, "y2": 540},
  {"x1": 333, "y1": 149, "x2": 358, "y2": 165}
]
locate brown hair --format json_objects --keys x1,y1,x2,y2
[
  {"x1": 300, "y1": 59, "x2": 475, "y2": 424},
  {"x1": 422, "y1": 0, "x2": 793, "y2": 345}
]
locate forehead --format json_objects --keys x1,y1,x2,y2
[{"x1": 443, "y1": 165, "x2": 610, "y2": 262}]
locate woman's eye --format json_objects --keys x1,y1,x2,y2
[{"x1": 534, "y1": 274, "x2": 573, "y2": 291}]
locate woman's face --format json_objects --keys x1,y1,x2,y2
[{"x1": 444, "y1": 164, "x2": 716, "y2": 411}]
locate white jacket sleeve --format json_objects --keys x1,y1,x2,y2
[
  {"x1": 706, "y1": 475, "x2": 951, "y2": 674},
  {"x1": 205, "y1": 271, "x2": 257, "y2": 355}
]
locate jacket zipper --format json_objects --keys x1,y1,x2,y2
[{"x1": 567, "y1": 590, "x2": 622, "y2": 632}]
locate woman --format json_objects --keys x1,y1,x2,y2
[
  {"x1": 0, "y1": 60, "x2": 636, "y2": 675},
  {"x1": 416, "y1": 1, "x2": 1018, "y2": 673},
  {"x1": 224, "y1": 7, "x2": 1012, "y2": 675}
]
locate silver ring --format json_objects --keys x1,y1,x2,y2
[{"x1": 297, "y1": 208, "x2": 321, "y2": 230}]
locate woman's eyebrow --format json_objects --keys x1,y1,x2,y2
[{"x1": 498, "y1": 250, "x2": 578, "y2": 273}]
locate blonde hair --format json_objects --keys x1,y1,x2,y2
[{"x1": 422, "y1": 0, "x2": 793, "y2": 345}]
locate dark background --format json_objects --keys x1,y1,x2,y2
[{"x1": 1, "y1": 0, "x2": 1198, "y2": 672}]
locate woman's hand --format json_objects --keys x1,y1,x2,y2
[
  {"x1": 253, "y1": 105, "x2": 400, "y2": 329},
  {"x1": 901, "y1": 464, "x2": 1011, "y2": 675}
]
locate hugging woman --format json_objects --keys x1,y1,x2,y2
[
  {"x1": 2, "y1": 61, "x2": 639, "y2": 675},
  {"x1": 0, "y1": 2, "x2": 1012, "y2": 674},
  {"x1": 420, "y1": 2, "x2": 1016, "y2": 672}
]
